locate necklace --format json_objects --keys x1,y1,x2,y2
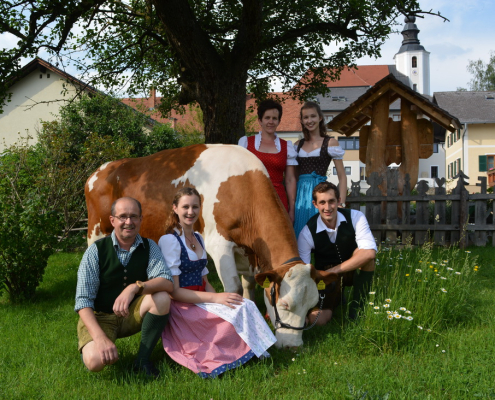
[{"x1": 184, "y1": 232, "x2": 196, "y2": 250}]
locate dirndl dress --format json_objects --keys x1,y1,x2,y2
[
  {"x1": 247, "y1": 135, "x2": 289, "y2": 211},
  {"x1": 161, "y1": 232, "x2": 276, "y2": 378},
  {"x1": 294, "y1": 136, "x2": 336, "y2": 238}
]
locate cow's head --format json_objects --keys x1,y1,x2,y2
[{"x1": 255, "y1": 263, "x2": 338, "y2": 348}]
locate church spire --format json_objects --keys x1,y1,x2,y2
[{"x1": 397, "y1": 15, "x2": 425, "y2": 54}]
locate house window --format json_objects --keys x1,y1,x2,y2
[
  {"x1": 325, "y1": 115, "x2": 334, "y2": 123},
  {"x1": 47, "y1": 73, "x2": 50, "y2": 78},
  {"x1": 457, "y1": 158, "x2": 461, "y2": 174},
  {"x1": 392, "y1": 114, "x2": 401, "y2": 121},
  {"x1": 338, "y1": 137, "x2": 359, "y2": 150},
  {"x1": 360, "y1": 166, "x2": 366, "y2": 181},
  {"x1": 431, "y1": 166, "x2": 438, "y2": 179},
  {"x1": 333, "y1": 167, "x2": 352, "y2": 176},
  {"x1": 489, "y1": 156, "x2": 495, "y2": 171},
  {"x1": 433, "y1": 143, "x2": 439, "y2": 153},
  {"x1": 412, "y1": 56, "x2": 417, "y2": 68}
]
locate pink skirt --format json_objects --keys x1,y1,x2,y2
[{"x1": 162, "y1": 301, "x2": 254, "y2": 378}]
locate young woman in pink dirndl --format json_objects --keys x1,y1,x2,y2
[{"x1": 158, "y1": 187, "x2": 276, "y2": 378}]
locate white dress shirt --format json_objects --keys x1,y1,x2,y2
[{"x1": 297, "y1": 209, "x2": 377, "y2": 264}]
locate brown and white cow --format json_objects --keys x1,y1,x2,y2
[{"x1": 85, "y1": 144, "x2": 337, "y2": 347}]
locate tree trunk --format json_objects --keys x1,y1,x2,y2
[
  {"x1": 198, "y1": 73, "x2": 248, "y2": 144},
  {"x1": 152, "y1": 0, "x2": 262, "y2": 144}
]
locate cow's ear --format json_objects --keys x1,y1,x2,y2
[
  {"x1": 255, "y1": 270, "x2": 280, "y2": 287},
  {"x1": 311, "y1": 265, "x2": 339, "y2": 285}
]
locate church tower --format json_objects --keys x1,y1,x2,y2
[{"x1": 394, "y1": 15, "x2": 430, "y2": 95}]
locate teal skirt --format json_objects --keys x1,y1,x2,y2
[{"x1": 294, "y1": 172, "x2": 327, "y2": 238}]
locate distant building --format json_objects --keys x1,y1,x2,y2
[
  {"x1": 434, "y1": 91, "x2": 495, "y2": 191},
  {"x1": 0, "y1": 58, "x2": 98, "y2": 152}
]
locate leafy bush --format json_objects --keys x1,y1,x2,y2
[{"x1": 0, "y1": 129, "x2": 132, "y2": 302}]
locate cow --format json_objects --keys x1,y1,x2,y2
[{"x1": 85, "y1": 144, "x2": 338, "y2": 347}]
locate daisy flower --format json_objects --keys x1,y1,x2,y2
[
  {"x1": 394, "y1": 314, "x2": 401, "y2": 319},
  {"x1": 405, "y1": 310, "x2": 412, "y2": 314},
  {"x1": 418, "y1": 326, "x2": 423, "y2": 330},
  {"x1": 399, "y1": 307, "x2": 406, "y2": 311},
  {"x1": 427, "y1": 329, "x2": 432, "y2": 332},
  {"x1": 383, "y1": 304, "x2": 390, "y2": 308},
  {"x1": 374, "y1": 306, "x2": 380, "y2": 310},
  {"x1": 387, "y1": 315, "x2": 394, "y2": 320},
  {"x1": 369, "y1": 302, "x2": 374, "y2": 306},
  {"x1": 440, "y1": 277, "x2": 447, "y2": 280},
  {"x1": 385, "y1": 299, "x2": 392, "y2": 303},
  {"x1": 415, "y1": 269, "x2": 422, "y2": 273},
  {"x1": 431, "y1": 262, "x2": 437, "y2": 265},
  {"x1": 455, "y1": 272, "x2": 461, "y2": 275},
  {"x1": 441, "y1": 288, "x2": 447, "y2": 293},
  {"x1": 406, "y1": 316, "x2": 413, "y2": 321},
  {"x1": 446, "y1": 267, "x2": 453, "y2": 271},
  {"x1": 386, "y1": 311, "x2": 392, "y2": 315},
  {"x1": 369, "y1": 291, "x2": 376, "y2": 295}
]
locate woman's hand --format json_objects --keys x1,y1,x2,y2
[{"x1": 215, "y1": 292, "x2": 244, "y2": 309}]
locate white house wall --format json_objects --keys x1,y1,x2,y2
[{"x1": 0, "y1": 70, "x2": 77, "y2": 151}]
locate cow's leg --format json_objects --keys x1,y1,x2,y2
[
  {"x1": 205, "y1": 237, "x2": 243, "y2": 295},
  {"x1": 241, "y1": 275, "x2": 256, "y2": 301}
]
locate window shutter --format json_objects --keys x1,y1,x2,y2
[{"x1": 479, "y1": 155, "x2": 487, "y2": 172}]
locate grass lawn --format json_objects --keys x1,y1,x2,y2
[{"x1": 0, "y1": 245, "x2": 494, "y2": 399}]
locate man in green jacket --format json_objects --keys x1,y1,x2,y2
[{"x1": 75, "y1": 197, "x2": 174, "y2": 378}]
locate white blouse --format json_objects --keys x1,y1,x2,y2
[
  {"x1": 158, "y1": 230, "x2": 209, "y2": 277},
  {"x1": 296, "y1": 144, "x2": 345, "y2": 160},
  {"x1": 238, "y1": 132, "x2": 298, "y2": 166}
]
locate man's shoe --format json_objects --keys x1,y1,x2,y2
[{"x1": 133, "y1": 360, "x2": 160, "y2": 379}]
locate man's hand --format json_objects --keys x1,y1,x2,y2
[
  {"x1": 94, "y1": 335, "x2": 119, "y2": 365},
  {"x1": 113, "y1": 284, "x2": 138, "y2": 317}
]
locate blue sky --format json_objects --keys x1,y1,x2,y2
[
  {"x1": 2, "y1": 0, "x2": 494, "y2": 95},
  {"x1": 354, "y1": 0, "x2": 495, "y2": 93}
]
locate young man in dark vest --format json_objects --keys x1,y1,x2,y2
[
  {"x1": 297, "y1": 182, "x2": 376, "y2": 325},
  {"x1": 75, "y1": 197, "x2": 174, "y2": 378}
]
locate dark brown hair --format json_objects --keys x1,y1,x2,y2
[
  {"x1": 163, "y1": 187, "x2": 201, "y2": 235},
  {"x1": 257, "y1": 99, "x2": 283, "y2": 121},
  {"x1": 312, "y1": 181, "x2": 340, "y2": 202},
  {"x1": 300, "y1": 101, "x2": 327, "y2": 141}
]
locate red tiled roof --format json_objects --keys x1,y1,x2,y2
[{"x1": 325, "y1": 65, "x2": 391, "y2": 87}]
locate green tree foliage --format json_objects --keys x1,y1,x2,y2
[
  {"x1": 53, "y1": 94, "x2": 181, "y2": 158},
  {"x1": 466, "y1": 50, "x2": 495, "y2": 91},
  {"x1": 0, "y1": 0, "x2": 441, "y2": 144}
]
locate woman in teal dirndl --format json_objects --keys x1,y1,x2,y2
[{"x1": 293, "y1": 102, "x2": 347, "y2": 238}]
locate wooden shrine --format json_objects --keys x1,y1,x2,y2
[{"x1": 327, "y1": 74, "x2": 461, "y2": 195}]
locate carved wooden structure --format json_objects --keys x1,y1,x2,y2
[{"x1": 328, "y1": 74, "x2": 461, "y2": 195}]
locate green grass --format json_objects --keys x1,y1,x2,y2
[{"x1": 1, "y1": 245, "x2": 494, "y2": 399}]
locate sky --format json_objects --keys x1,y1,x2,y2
[
  {"x1": 352, "y1": 0, "x2": 495, "y2": 94},
  {"x1": 1, "y1": 0, "x2": 494, "y2": 96}
]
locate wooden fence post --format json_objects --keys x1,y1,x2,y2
[
  {"x1": 434, "y1": 177, "x2": 447, "y2": 246},
  {"x1": 452, "y1": 171, "x2": 469, "y2": 248},
  {"x1": 366, "y1": 172, "x2": 383, "y2": 244},
  {"x1": 474, "y1": 177, "x2": 489, "y2": 246},
  {"x1": 401, "y1": 174, "x2": 412, "y2": 243},
  {"x1": 415, "y1": 180, "x2": 430, "y2": 245},
  {"x1": 386, "y1": 169, "x2": 399, "y2": 244}
]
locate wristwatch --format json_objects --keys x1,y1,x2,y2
[{"x1": 136, "y1": 280, "x2": 145, "y2": 295}]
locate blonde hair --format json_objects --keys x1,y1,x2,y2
[{"x1": 163, "y1": 187, "x2": 201, "y2": 235}]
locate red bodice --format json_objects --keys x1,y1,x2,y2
[{"x1": 247, "y1": 135, "x2": 289, "y2": 211}]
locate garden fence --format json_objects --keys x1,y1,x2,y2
[{"x1": 346, "y1": 169, "x2": 495, "y2": 248}]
